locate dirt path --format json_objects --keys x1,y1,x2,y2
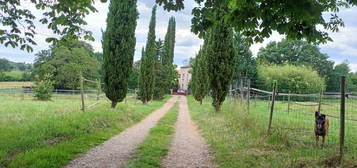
[
  {"x1": 162, "y1": 96, "x2": 216, "y2": 168},
  {"x1": 65, "y1": 96, "x2": 178, "y2": 168}
]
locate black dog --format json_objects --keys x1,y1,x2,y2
[{"x1": 315, "y1": 111, "x2": 329, "y2": 148}]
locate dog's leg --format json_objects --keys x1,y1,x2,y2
[
  {"x1": 315, "y1": 136, "x2": 319, "y2": 147},
  {"x1": 322, "y1": 135, "x2": 325, "y2": 149}
]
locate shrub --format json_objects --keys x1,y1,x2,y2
[
  {"x1": 257, "y1": 64, "x2": 325, "y2": 94},
  {"x1": 33, "y1": 74, "x2": 54, "y2": 100}
]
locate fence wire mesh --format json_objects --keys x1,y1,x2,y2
[{"x1": 228, "y1": 78, "x2": 357, "y2": 161}]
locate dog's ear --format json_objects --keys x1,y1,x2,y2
[
  {"x1": 315, "y1": 111, "x2": 319, "y2": 118},
  {"x1": 322, "y1": 114, "x2": 326, "y2": 119}
]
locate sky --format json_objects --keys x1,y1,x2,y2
[{"x1": 1, "y1": 0, "x2": 357, "y2": 70}]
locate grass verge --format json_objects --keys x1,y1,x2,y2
[
  {"x1": 124, "y1": 104, "x2": 178, "y2": 168},
  {"x1": 0, "y1": 95, "x2": 171, "y2": 168},
  {"x1": 187, "y1": 96, "x2": 357, "y2": 168}
]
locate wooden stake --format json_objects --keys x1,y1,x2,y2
[
  {"x1": 288, "y1": 91, "x2": 291, "y2": 113},
  {"x1": 340, "y1": 76, "x2": 346, "y2": 161},
  {"x1": 247, "y1": 79, "x2": 251, "y2": 113},
  {"x1": 267, "y1": 81, "x2": 277, "y2": 135},
  {"x1": 80, "y1": 72, "x2": 85, "y2": 112}
]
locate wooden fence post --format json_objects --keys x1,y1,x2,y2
[
  {"x1": 247, "y1": 79, "x2": 251, "y2": 113},
  {"x1": 340, "y1": 76, "x2": 346, "y2": 161},
  {"x1": 318, "y1": 89, "x2": 323, "y2": 113},
  {"x1": 287, "y1": 91, "x2": 291, "y2": 113},
  {"x1": 80, "y1": 72, "x2": 85, "y2": 112},
  {"x1": 240, "y1": 79, "x2": 244, "y2": 104},
  {"x1": 267, "y1": 81, "x2": 277, "y2": 135},
  {"x1": 96, "y1": 79, "x2": 101, "y2": 101}
]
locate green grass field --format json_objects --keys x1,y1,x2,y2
[
  {"x1": 188, "y1": 96, "x2": 357, "y2": 168},
  {"x1": 125, "y1": 104, "x2": 178, "y2": 168},
  {"x1": 3, "y1": 71, "x2": 24, "y2": 80},
  {"x1": 0, "y1": 94, "x2": 170, "y2": 168}
]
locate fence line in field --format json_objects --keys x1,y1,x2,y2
[{"x1": 229, "y1": 76, "x2": 356, "y2": 162}]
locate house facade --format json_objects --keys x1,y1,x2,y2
[{"x1": 177, "y1": 65, "x2": 192, "y2": 91}]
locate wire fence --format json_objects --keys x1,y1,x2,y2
[{"x1": 229, "y1": 77, "x2": 357, "y2": 162}]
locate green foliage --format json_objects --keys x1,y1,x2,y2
[
  {"x1": 102, "y1": 0, "x2": 138, "y2": 108},
  {"x1": 207, "y1": 7, "x2": 235, "y2": 112},
  {"x1": 33, "y1": 74, "x2": 54, "y2": 101},
  {"x1": 174, "y1": 0, "x2": 357, "y2": 44},
  {"x1": 129, "y1": 60, "x2": 140, "y2": 90},
  {"x1": 326, "y1": 62, "x2": 355, "y2": 92},
  {"x1": 192, "y1": 45, "x2": 209, "y2": 104},
  {"x1": 257, "y1": 64, "x2": 325, "y2": 94},
  {"x1": 232, "y1": 33, "x2": 257, "y2": 79},
  {"x1": 153, "y1": 40, "x2": 166, "y2": 100},
  {"x1": 33, "y1": 41, "x2": 100, "y2": 90},
  {"x1": 257, "y1": 39, "x2": 334, "y2": 77},
  {"x1": 161, "y1": 17, "x2": 177, "y2": 94},
  {"x1": 0, "y1": 0, "x2": 99, "y2": 51},
  {"x1": 139, "y1": 5, "x2": 157, "y2": 104}
]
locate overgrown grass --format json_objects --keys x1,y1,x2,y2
[
  {"x1": 124, "y1": 104, "x2": 178, "y2": 168},
  {"x1": 188, "y1": 96, "x2": 357, "y2": 168},
  {"x1": 0, "y1": 94, "x2": 171, "y2": 168}
]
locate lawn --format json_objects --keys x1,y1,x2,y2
[
  {"x1": 0, "y1": 94, "x2": 170, "y2": 168},
  {"x1": 188, "y1": 96, "x2": 357, "y2": 168}
]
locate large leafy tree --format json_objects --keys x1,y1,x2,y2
[
  {"x1": 207, "y1": 4, "x2": 235, "y2": 112},
  {"x1": 0, "y1": 0, "x2": 100, "y2": 51},
  {"x1": 102, "y1": 0, "x2": 138, "y2": 108},
  {"x1": 192, "y1": 44, "x2": 209, "y2": 105},
  {"x1": 156, "y1": 0, "x2": 356, "y2": 44},
  {"x1": 326, "y1": 62, "x2": 351, "y2": 92},
  {"x1": 33, "y1": 41, "x2": 100, "y2": 89},
  {"x1": 139, "y1": 5, "x2": 157, "y2": 104},
  {"x1": 257, "y1": 40, "x2": 334, "y2": 77}
]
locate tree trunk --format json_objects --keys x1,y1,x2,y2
[
  {"x1": 214, "y1": 104, "x2": 221, "y2": 112},
  {"x1": 111, "y1": 101, "x2": 118, "y2": 108},
  {"x1": 200, "y1": 100, "x2": 202, "y2": 105}
]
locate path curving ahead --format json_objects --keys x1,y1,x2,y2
[
  {"x1": 162, "y1": 96, "x2": 217, "y2": 168},
  {"x1": 65, "y1": 96, "x2": 178, "y2": 168}
]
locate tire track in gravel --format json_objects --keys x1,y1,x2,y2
[
  {"x1": 162, "y1": 96, "x2": 217, "y2": 168},
  {"x1": 65, "y1": 96, "x2": 178, "y2": 168}
]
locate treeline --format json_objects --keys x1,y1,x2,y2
[
  {"x1": 191, "y1": 3, "x2": 357, "y2": 111},
  {"x1": 192, "y1": 36, "x2": 357, "y2": 103},
  {"x1": 0, "y1": 58, "x2": 32, "y2": 81}
]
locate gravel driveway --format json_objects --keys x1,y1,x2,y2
[
  {"x1": 65, "y1": 96, "x2": 178, "y2": 168},
  {"x1": 162, "y1": 96, "x2": 217, "y2": 168}
]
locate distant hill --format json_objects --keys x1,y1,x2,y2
[{"x1": 0, "y1": 58, "x2": 32, "y2": 81}]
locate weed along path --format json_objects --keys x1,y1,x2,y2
[
  {"x1": 162, "y1": 96, "x2": 217, "y2": 168},
  {"x1": 65, "y1": 96, "x2": 178, "y2": 168}
]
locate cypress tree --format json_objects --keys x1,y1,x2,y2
[
  {"x1": 162, "y1": 17, "x2": 176, "y2": 93},
  {"x1": 192, "y1": 43, "x2": 209, "y2": 105},
  {"x1": 139, "y1": 5, "x2": 157, "y2": 104},
  {"x1": 153, "y1": 39, "x2": 166, "y2": 100},
  {"x1": 207, "y1": 9, "x2": 235, "y2": 112},
  {"x1": 102, "y1": 0, "x2": 138, "y2": 108}
]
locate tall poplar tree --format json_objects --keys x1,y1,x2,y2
[
  {"x1": 192, "y1": 43, "x2": 209, "y2": 105},
  {"x1": 102, "y1": 0, "x2": 138, "y2": 108},
  {"x1": 139, "y1": 5, "x2": 157, "y2": 104},
  {"x1": 207, "y1": 7, "x2": 235, "y2": 112}
]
